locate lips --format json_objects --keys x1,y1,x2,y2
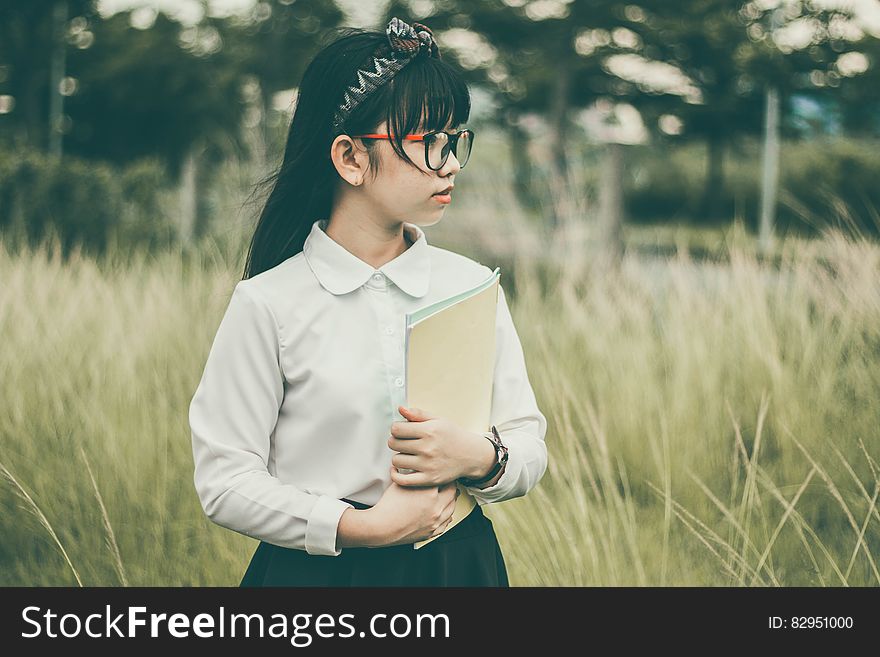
[{"x1": 433, "y1": 185, "x2": 454, "y2": 196}]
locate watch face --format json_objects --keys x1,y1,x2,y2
[
  {"x1": 486, "y1": 428, "x2": 505, "y2": 462},
  {"x1": 493, "y1": 440, "x2": 506, "y2": 464}
]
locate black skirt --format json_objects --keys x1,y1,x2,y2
[{"x1": 239, "y1": 498, "x2": 509, "y2": 587}]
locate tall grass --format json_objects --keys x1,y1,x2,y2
[
  {"x1": 494, "y1": 227, "x2": 879, "y2": 585},
  {"x1": 0, "y1": 218, "x2": 877, "y2": 585}
]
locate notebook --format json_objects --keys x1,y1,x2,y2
[{"x1": 401, "y1": 266, "x2": 501, "y2": 549}]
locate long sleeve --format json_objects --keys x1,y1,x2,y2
[
  {"x1": 462, "y1": 282, "x2": 549, "y2": 504},
  {"x1": 189, "y1": 281, "x2": 353, "y2": 556}
]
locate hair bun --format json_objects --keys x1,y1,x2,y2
[{"x1": 386, "y1": 16, "x2": 440, "y2": 59}]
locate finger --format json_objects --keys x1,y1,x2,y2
[
  {"x1": 399, "y1": 405, "x2": 431, "y2": 421},
  {"x1": 388, "y1": 435, "x2": 419, "y2": 451},
  {"x1": 434, "y1": 517, "x2": 452, "y2": 537},
  {"x1": 390, "y1": 421, "x2": 422, "y2": 440},
  {"x1": 435, "y1": 515, "x2": 453, "y2": 537},
  {"x1": 445, "y1": 482, "x2": 461, "y2": 497},
  {"x1": 443, "y1": 492, "x2": 457, "y2": 516},
  {"x1": 391, "y1": 453, "x2": 420, "y2": 470},
  {"x1": 438, "y1": 484, "x2": 458, "y2": 503},
  {"x1": 390, "y1": 468, "x2": 429, "y2": 487}
]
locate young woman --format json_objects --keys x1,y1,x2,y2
[{"x1": 188, "y1": 17, "x2": 548, "y2": 587}]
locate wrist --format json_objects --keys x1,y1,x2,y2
[
  {"x1": 459, "y1": 426, "x2": 509, "y2": 488},
  {"x1": 336, "y1": 507, "x2": 386, "y2": 549},
  {"x1": 471, "y1": 461, "x2": 506, "y2": 490},
  {"x1": 463, "y1": 432, "x2": 498, "y2": 480}
]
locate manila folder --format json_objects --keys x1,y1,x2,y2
[{"x1": 405, "y1": 267, "x2": 500, "y2": 549}]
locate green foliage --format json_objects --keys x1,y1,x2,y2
[
  {"x1": 0, "y1": 148, "x2": 177, "y2": 257},
  {"x1": 625, "y1": 137, "x2": 880, "y2": 238}
]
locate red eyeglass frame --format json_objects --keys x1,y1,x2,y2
[{"x1": 350, "y1": 129, "x2": 474, "y2": 170}]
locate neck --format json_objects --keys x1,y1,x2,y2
[{"x1": 324, "y1": 195, "x2": 413, "y2": 269}]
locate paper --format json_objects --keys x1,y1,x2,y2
[{"x1": 400, "y1": 266, "x2": 500, "y2": 549}]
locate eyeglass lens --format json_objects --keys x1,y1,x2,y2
[{"x1": 427, "y1": 131, "x2": 472, "y2": 170}]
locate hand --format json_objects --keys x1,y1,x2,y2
[
  {"x1": 388, "y1": 406, "x2": 493, "y2": 487},
  {"x1": 368, "y1": 466, "x2": 460, "y2": 547}
]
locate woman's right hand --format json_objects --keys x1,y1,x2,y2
[{"x1": 367, "y1": 466, "x2": 460, "y2": 547}]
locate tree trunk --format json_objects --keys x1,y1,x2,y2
[
  {"x1": 546, "y1": 60, "x2": 571, "y2": 236},
  {"x1": 701, "y1": 135, "x2": 725, "y2": 222},
  {"x1": 21, "y1": 65, "x2": 45, "y2": 151},
  {"x1": 595, "y1": 141, "x2": 625, "y2": 274},
  {"x1": 759, "y1": 84, "x2": 780, "y2": 255},
  {"x1": 48, "y1": 0, "x2": 68, "y2": 160},
  {"x1": 178, "y1": 143, "x2": 200, "y2": 245},
  {"x1": 505, "y1": 119, "x2": 539, "y2": 215},
  {"x1": 254, "y1": 87, "x2": 271, "y2": 170}
]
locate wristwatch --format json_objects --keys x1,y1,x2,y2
[{"x1": 459, "y1": 425, "x2": 509, "y2": 487}]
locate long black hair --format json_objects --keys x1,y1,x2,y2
[{"x1": 241, "y1": 24, "x2": 471, "y2": 280}]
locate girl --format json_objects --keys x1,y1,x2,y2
[{"x1": 188, "y1": 17, "x2": 548, "y2": 587}]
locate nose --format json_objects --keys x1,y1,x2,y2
[{"x1": 439, "y1": 149, "x2": 461, "y2": 176}]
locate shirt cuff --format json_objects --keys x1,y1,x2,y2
[{"x1": 304, "y1": 495, "x2": 354, "y2": 556}]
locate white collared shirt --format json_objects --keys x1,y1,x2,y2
[{"x1": 189, "y1": 218, "x2": 548, "y2": 556}]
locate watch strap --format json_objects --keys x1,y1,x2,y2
[{"x1": 459, "y1": 425, "x2": 508, "y2": 486}]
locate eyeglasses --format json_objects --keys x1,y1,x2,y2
[{"x1": 351, "y1": 129, "x2": 474, "y2": 171}]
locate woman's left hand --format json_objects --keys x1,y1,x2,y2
[{"x1": 388, "y1": 406, "x2": 493, "y2": 487}]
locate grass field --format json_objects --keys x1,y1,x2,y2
[{"x1": 1, "y1": 217, "x2": 878, "y2": 586}]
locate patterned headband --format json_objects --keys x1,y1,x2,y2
[{"x1": 332, "y1": 16, "x2": 441, "y2": 133}]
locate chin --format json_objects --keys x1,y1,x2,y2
[{"x1": 415, "y1": 215, "x2": 444, "y2": 228}]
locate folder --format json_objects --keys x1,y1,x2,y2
[{"x1": 401, "y1": 266, "x2": 501, "y2": 549}]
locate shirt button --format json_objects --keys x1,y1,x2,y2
[
  {"x1": 385, "y1": 326, "x2": 394, "y2": 335},
  {"x1": 372, "y1": 273, "x2": 382, "y2": 282},
  {"x1": 394, "y1": 377, "x2": 404, "y2": 387}
]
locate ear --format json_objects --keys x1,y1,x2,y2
[{"x1": 330, "y1": 134, "x2": 370, "y2": 187}]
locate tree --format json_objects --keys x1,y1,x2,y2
[
  {"x1": 627, "y1": 1, "x2": 865, "y2": 224},
  {"x1": 60, "y1": 1, "x2": 343, "y2": 240},
  {"x1": 388, "y1": 0, "x2": 626, "y2": 231},
  {"x1": 213, "y1": 0, "x2": 346, "y2": 165},
  {"x1": 0, "y1": 0, "x2": 93, "y2": 152}
]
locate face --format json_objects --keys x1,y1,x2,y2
[{"x1": 339, "y1": 119, "x2": 462, "y2": 229}]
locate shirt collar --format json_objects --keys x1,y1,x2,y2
[{"x1": 303, "y1": 219, "x2": 431, "y2": 298}]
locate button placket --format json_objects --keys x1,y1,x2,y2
[
  {"x1": 364, "y1": 271, "x2": 407, "y2": 416},
  {"x1": 381, "y1": 291, "x2": 407, "y2": 413},
  {"x1": 366, "y1": 282, "x2": 395, "y2": 412}
]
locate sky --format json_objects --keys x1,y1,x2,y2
[
  {"x1": 97, "y1": 0, "x2": 390, "y2": 28},
  {"x1": 97, "y1": 0, "x2": 880, "y2": 33}
]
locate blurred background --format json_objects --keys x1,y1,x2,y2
[
  {"x1": 3, "y1": 0, "x2": 880, "y2": 260},
  {"x1": 1, "y1": 0, "x2": 878, "y2": 586}
]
